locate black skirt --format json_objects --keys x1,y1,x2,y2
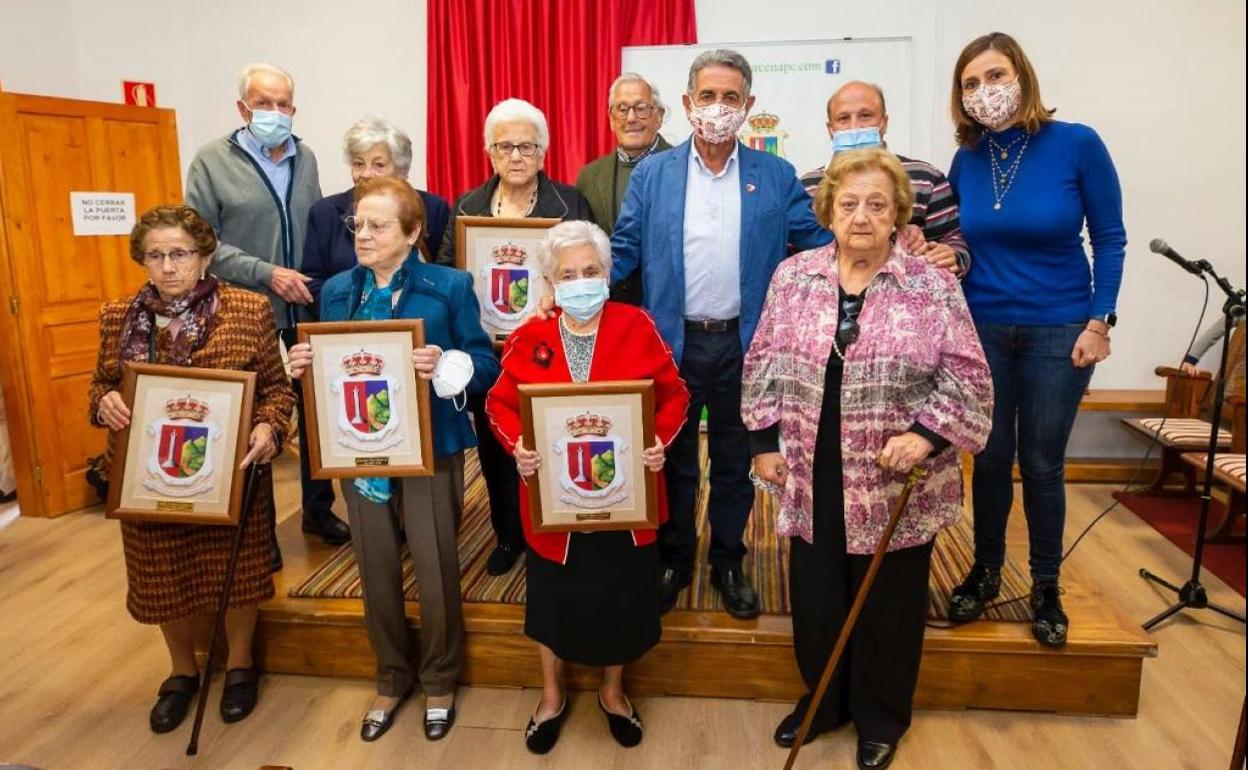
[{"x1": 525, "y1": 531, "x2": 661, "y2": 667}]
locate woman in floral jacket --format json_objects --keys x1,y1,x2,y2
[{"x1": 742, "y1": 148, "x2": 992, "y2": 770}]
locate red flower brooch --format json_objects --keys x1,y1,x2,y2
[{"x1": 533, "y1": 341, "x2": 553, "y2": 368}]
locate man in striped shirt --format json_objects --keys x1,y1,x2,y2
[{"x1": 800, "y1": 81, "x2": 970, "y2": 276}]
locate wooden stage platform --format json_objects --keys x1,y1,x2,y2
[{"x1": 253, "y1": 514, "x2": 1156, "y2": 718}]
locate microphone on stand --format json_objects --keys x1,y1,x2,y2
[{"x1": 1149, "y1": 238, "x2": 1205, "y2": 276}]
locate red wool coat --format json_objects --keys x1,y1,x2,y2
[{"x1": 486, "y1": 302, "x2": 690, "y2": 564}]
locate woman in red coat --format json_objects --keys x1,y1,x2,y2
[{"x1": 486, "y1": 220, "x2": 689, "y2": 754}]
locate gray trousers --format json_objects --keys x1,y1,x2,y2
[{"x1": 341, "y1": 454, "x2": 465, "y2": 697}]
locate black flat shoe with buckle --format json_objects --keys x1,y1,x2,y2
[
  {"x1": 150, "y1": 674, "x2": 199, "y2": 734},
  {"x1": 598, "y1": 694, "x2": 643, "y2": 747},
  {"x1": 424, "y1": 704, "x2": 455, "y2": 740},
  {"x1": 524, "y1": 698, "x2": 568, "y2": 754},
  {"x1": 219, "y1": 667, "x2": 260, "y2": 723},
  {"x1": 360, "y1": 688, "x2": 412, "y2": 742}
]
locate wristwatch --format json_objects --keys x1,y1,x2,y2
[{"x1": 1089, "y1": 312, "x2": 1117, "y2": 328}]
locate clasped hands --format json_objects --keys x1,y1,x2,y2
[
  {"x1": 514, "y1": 436, "x2": 667, "y2": 477},
  {"x1": 751, "y1": 430, "x2": 935, "y2": 488}
]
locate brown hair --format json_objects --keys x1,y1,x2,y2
[
  {"x1": 129, "y1": 205, "x2": 218, "y2": 264},
  {"x1": 353, "y1": 175, "x2": 427, "y2": 238},
  {"x1": 814, "y1": 148, "x2": 913, "y2": 231},
  {"x1": 951, "y1": 32, "x2": 1054, "y2": 147}
]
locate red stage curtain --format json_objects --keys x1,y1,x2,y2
[{"x1": 426, "y1": 0, "x2": 697, "y2": 202}]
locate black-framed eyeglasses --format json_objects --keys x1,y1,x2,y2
[
  {"x1": 837, "y1": 292, "x2": 865, "y2": 350},
  {"x1": 490, "y1": 141, "x2": 540, "y2": 157},
  {"x1": 611, "y1": 102, "x2": 656, "y2": 119},
  {"x1": 141, "y1": 248, "x2": 199, "y2": 265}
]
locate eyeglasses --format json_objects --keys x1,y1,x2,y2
[
  {"x1": 837, "y1": 292, "x2": 864, "y2": 350},
  {"x1": 142, "y1": 248, "x2": 199, "y2": 265},
  {"x1": 611, "y1": 102, "x2": 656, "y2": 119},
  {"x1": 344, "y1": 216, "x2": 399, "y2": 235},
  {"x1": 490, "y1": 142, "x2": 540, "y2": 158}
]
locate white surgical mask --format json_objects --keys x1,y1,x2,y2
[{"x1": 831, "y1": 126, "x2": 883, "y2": 154}]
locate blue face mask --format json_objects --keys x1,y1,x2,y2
[
  {"x1": 554, "y1": 277, "x2": 609, "y2": 322},
  {"x1": 248, "y1": 109, "x2": 293, "y2": 149},
  {"x1": 831, "y1": 126, "x2": 883, "y2": 154}
]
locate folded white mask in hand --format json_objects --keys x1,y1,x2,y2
[{"x1": 432, "y1": 349, "x2": 474, "y2": 403}]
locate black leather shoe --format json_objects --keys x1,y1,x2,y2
[
  {"x1": 1030, "y1": 581, "x2": 1069, "y2": 647},
  {"x1": 598, "y1": 694, "x2": 643, "y2": 747},
  {"x1": 947, "y1": 562, "x2": 1001, "y2": 622},
  {"x1": 710, "y1": 566, "x2": 760, "y2": 619},
  {"x1": 524, "y1": 698, "x2": 568, "y2": 754},
  {"x1": 302, "y1": 509, "x2": 351, "y2": 546},
  {"x1": 857, "y1": 739, "x2": 897, "y2": 770},
  {"x1": 424, "y1": 705, "x2": 455, "y2": 740},
  {"x1": 773, "y1": 711, "x2": 831, "y2": 748},
  {"x1": 486, "y1": 543, "x2": 522, "y2": 576},
  {"x1": 659, "y1": 568, "x2": 692, "y2": 615},
  {"x1": 360, "y1": 688, "x2": 412, "y2": 742},
  {"x1": 150, "y1": 674, "x2": 199, "y2": 734},
  {"x1": 219, "y1": 668, "x2": 260, "y2": 723},
  {"x1": 270, "y1": 541, "x2": 283, "y2": 573}
]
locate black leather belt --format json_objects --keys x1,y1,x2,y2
[{"x1": 684, "y1": 318, "x2": 739, "y2": 333}]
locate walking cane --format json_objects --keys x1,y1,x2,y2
[
  {"x1": 186, "y1": 463, "x2": 262, "y2": 756},
  {"x1": 783, "y1": 465, "x2": 927, "y2": 770}
]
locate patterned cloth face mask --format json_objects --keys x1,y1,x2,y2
[
  {"x1": 687, "y1": 102, "x2": 748, "y2": 144},
  {"x1": 962, "y1": 80, "x2": 1022, "y2": 131}
]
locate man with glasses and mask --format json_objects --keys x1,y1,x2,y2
[
  {"x1": 575, "y1": 73, "x2": 672, "y2": 305},
  {"x1": 186, "y1": 63, "x2": 347, "y2": 563},
  {"x1": 610, "y1": 49, "x2": 831, "y2": 620}
]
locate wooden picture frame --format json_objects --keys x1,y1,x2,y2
[
  {"x1": 519, "y1": 379, "x2": 658, "y2": 533},
  {"x1": 106, "y1": 363, "x2": 256, "y2": 526},
  {"x1": 455, "y1": 215, "x2": 560, "y2": 344},
  {"x1": 298, "y1": 319, "x2": 435, "y2": 478}
]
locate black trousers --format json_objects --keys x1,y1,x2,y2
[
  {"x1": 788, "y1": 477, "x2": 934, "y2": 743},
  {"x1": 660, "y1": 326, "x2": 754, "y2": 571},
  {"x1": 279, "y1": 327, "x2": 335, "y2": 521},
  {"x1": 469, "y1": 392, "x2": 523, "y2": 549}
]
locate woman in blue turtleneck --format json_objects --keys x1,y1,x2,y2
[{"x1": 945, "y1": 32, "x2": 1126, "y2": 648}]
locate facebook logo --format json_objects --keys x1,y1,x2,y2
[{"x1": 825, "y1": 59, "x2": 842, "y2": 74}]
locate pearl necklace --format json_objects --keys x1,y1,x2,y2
[
  {"x1": 986, "y1": 133, "x2": 1030, "y2": 211},
  {"x1": 494, "y1": 184, "x2": 538, "y2": 217}
]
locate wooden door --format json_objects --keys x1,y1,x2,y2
[{"x1": 0, "y1": 82, "x2": 182, "y2": 517}]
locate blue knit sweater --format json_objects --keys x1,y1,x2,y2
[{"x1": 949, "y1": 121, "x2": 1126, "y2": 325}]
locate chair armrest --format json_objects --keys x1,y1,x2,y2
[{"x1": 1155, "y1": 366, "x2": 1213, "y2": 380}]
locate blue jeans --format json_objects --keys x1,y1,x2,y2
[{"x1": 971, "y1": 323, "x2": 1094, "y2": 582}]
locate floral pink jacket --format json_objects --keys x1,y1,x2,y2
[{"x1": 742, "y1": 243, "x2": 993, "y2": 553}]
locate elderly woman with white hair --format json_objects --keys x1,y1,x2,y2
[
  {"x1": 486, "y1": 220, "x2": 688, "y2": 754},
  {"x1": 440, "y1": 98, "x2": 593, "y2": 578}
]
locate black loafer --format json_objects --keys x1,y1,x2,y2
[
  {"x1": 302, "y1": 510, "x2": 351, "y2": 546},
  {"x1": 360, "y1": 688, "x2": 413, "y2": 742},
  {"x1": 659, "y1": 568, "x2": 692, "y2": 615},
  {"x1": 150, "y1": 674, "x2": 199, "y2": 734},
  {"x1": 219, "y1": 667, "x2": 260, "y2": 723},
  {"x1": 598, "y1": 694, "x2": 643, "y2": 747},
  {"x1": 424, "y1": 705, "x2": 455, "y2": 741},
  {"x1": 524, "y1": 698, "x2": 568, "y2": 754},
  {"x1": 857, "y1": 739, "x2": 897, "y2": 770},
  {"x1": 486, "y1": 543, "x2": 522, "y2": 576},
  {"x1": 773, "y1": 710, "x2": 838, "y2": 748},
  {"x1": 270, "y1": 541, "x2": 284, "y2": 573},
  {"x1": 947, "y1": 562, "x2": 1001, "y2": 623},
  {"x1": 1031, "y1": 581, "x2": 1069, "y2": 647},
  {"x1": 710, "y1": 566, "x2": 760, "y2": 619}
]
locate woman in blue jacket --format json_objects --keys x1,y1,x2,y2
[{"x1": 289, "y1": 177, "x2": 497, "y2": 743}]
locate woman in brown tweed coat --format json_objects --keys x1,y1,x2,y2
[{"x1": 88, "y1": 205, "x2": 294, "y2": 734}]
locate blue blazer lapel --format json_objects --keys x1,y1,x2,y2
[
  {"x1": 666, "y1": 141, "x2": 692, "y2": 283},
  {"x1": 739, "y1": 144, "x2": 762, "y2": 276}
]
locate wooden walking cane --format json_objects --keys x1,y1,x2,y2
[
  {"x1": 783, "y1": 465, "x2": 927, "y2": 770},
  {"x1": 186, "y1": 464, "x2": 262, "y2": 756}
]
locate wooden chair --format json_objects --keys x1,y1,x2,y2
[
  {"x1": 1180, "y1": 394, "x2": 1246, "y2": 543},
  {"x1": 1123, "y1": 321, "x2": 1245, "y2": 494}
]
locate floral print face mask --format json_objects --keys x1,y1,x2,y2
[
  {"x1": 962, "y1": 80, "x2": 1022, "y2": 131},
  {"x1": 687, "y1": 102, "x2": 748, "y2": 144}
]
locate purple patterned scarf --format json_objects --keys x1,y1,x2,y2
[{"x1": 119, "y1": 277, "x2": 220, "y2": 365}]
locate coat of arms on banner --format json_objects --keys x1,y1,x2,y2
[
  {"x1": 552, "y1": 412, "x2": 629, "y2": 509},
  {"x1": 479, "y1": 242, "x2": 534, "y2": 326},
  {"x1": 142, "y1": 396, "x2": 219, "y2": 497},
  {"x1": 330, "y1": 350, "x2": 404, "y2": 452},
  {"x1": 741, "y1": 111, "x2": 788, "y2": 157}
]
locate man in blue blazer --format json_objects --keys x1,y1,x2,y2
[{"x1": 611, "y1": 49, "x2": 831, "y2": 619}]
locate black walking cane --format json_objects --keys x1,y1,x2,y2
[
  {"x1": 783, "y1": 465, "x2": 927, "y2": 770},
  {"x1": 186, "y1": 463, "x2": 262, "y2": 756}
]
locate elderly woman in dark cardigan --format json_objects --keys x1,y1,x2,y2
[{"x1": 742, "y1": 148, "x2": 992, "y2": 770}]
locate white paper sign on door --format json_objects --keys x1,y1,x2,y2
[{"x1": 70, "y1": 192, "x2": 136, "y2": 235}]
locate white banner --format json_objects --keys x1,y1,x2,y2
[{"x1": 622, "y1": 38, "x2": 913, "y2": 180}]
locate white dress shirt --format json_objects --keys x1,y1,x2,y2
[{"x1": 682, "y1": 143, "x2": 742, "y2": 321}]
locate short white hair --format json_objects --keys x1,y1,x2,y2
[
  {"x1": 342, "y1": 116, "x2": 413, "y2": 176},
  {"x1": 608, "y1": 72, "x2": 666, "y2": 114},
  {"x1": 538, "y1": 220, "x2": 613, "y2": 279},
  {"x1": 237, "y1": 62, "x2": 294, "y2": 100},
  {"x1": 483, "y1": 98, "x2": 549, "y2": 153}
]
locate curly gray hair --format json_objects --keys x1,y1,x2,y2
[
  {"x1": 342, "y1": 116, "x2": 413, "y2": 176},
  {"x1": 537, "y1": 220, "x2": 613, "y2": 280}
]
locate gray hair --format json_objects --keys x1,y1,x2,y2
[
  {"x1": 686, "y1": 49, "x2": 752, "y2": 98},
  {"x1": 538, "y1": 220, "x2": 613, "y2": 280},
  {"x1": 236, "y1": 62, "x2": 294, "y2": 100},
  {"x1": 608, "y1": 72, "x2": 666, "y2": 114},
  {"x1": 483, "y1": 98, "x2": 549, "y2": 153},
  {"x1": 342, "y1": 116, "x2": 413, "y2": 176}
]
